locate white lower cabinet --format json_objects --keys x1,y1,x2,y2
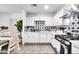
[
  {"x1": 23, "y1": 32, "x2": 52, "y2": 44},
  {"x1": 33, "y1": 33, "x2": 39, "y2": 43},
  {"x1": 51, "y1": 38, "x2": 60, "y2": 53},
  {"x1": 23, "y1": 32, "x2": 39, "y2": 43},
  {"x1": 70, "y1": 40, "x2": 79, "y2": 54},
  {"x1": 40, "y1": 33, "x2": 47, "y2": 43},
  {"x1": 40, "y1": 32, "x2": 51, "y2": 43}
]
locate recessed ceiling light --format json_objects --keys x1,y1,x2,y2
[{"x1": 44, "y1": 5, "x2": 49, "y2": 9}]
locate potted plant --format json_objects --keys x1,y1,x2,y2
[{"x1": 15, "y1": 20, "x2": 22, "y2": 39}]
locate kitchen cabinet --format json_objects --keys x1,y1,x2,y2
[
  {"x1": 70, "y1": 40, "x2": 79, "y2": 54},
  {"x1": 51, "y1": 37, "x2": 60, "y2": 53},
  {"x1": 23, "y1": 32, "x2": 39, "y2": 43},
  {"x1": 23, "y1": 31, "x2": 52, "y2": 44}
]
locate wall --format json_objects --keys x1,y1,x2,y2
[
  {"x1": 0, "y1": 11, "x2": 24, "y2": 33},
  {"x1": 10, "y1": 12, "x2": 22, "y2": 34},
  {"x1": 0, "y1": 14, "x2": 11, "y2": 26}
]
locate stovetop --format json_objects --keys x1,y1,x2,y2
[{"x1": 55, "y1": 35, "x2": 79, "y2": 41}]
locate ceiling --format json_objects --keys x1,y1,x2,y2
[{"x1": 0, "y1": 4, "x2": 66, "y2": 13}]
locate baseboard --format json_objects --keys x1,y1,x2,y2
[{"x1": 24, "y1": 42, "x2": 51, "y2": 45}]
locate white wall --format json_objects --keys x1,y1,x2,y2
[
  {"x1": 0, "y1": 11, "x2": 24, "y2": 33},
  {"x1": 0, "y1": 14, "x2": 11, "y2": 26},
  {"x1": 10, "y1": 12, "x2": 24, "y2": 33},
  {"x1": 53, "y1": 9, "x2": 63, "y2": 25}
]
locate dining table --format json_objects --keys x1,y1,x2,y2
[
  {"x1": 0, "y1": 36, "x2": 11, "y2": 53},
  {"x1": 0, "y1": 35, "x2": 20, "y2": 54}
]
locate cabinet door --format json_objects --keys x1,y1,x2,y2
[
  {"x1": 26, "y1": 32, "x2": 39, "y2": 43},
  {"x1": 28, "y1": 32, "x2": 34, "y2": 42},
  {"x1": 33, "y1": 32, "x2": 39, "y2": 43},
  {"x1": 47, "y1": 33, "x2": 52, "y2": 42},
  {"x1": 39, "y1": 32, "x2": 53, "y2": 43},
  {"x1": 25, "y1": 32, "x2": 32, "y2": 42},
  {"x1": 51, "y1": 37, "x2": 61, "y2": 53},
  {"x1": 40, "y1": 32, "x2": 47, "y2": 43},
  {"x1": 71, "y1": 41, "x2": 79, "y2": 54},
  {"x1": 72, "y1": 46, "x2": 79, "y2": 54},
  {"x1": 23, "y1": 32, "x2": 29, "y2": 43}
]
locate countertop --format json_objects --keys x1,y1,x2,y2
[{"x1": 55, "y1": 35, "x2": 79, "y2": 41}]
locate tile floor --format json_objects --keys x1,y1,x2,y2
[{"x1": 11, "y1": 44, "x2": 56, "y2": 54}]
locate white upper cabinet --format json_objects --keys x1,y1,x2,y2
[{"x1": 25, "y1": 13, "x2": 55, "y2": 26}]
